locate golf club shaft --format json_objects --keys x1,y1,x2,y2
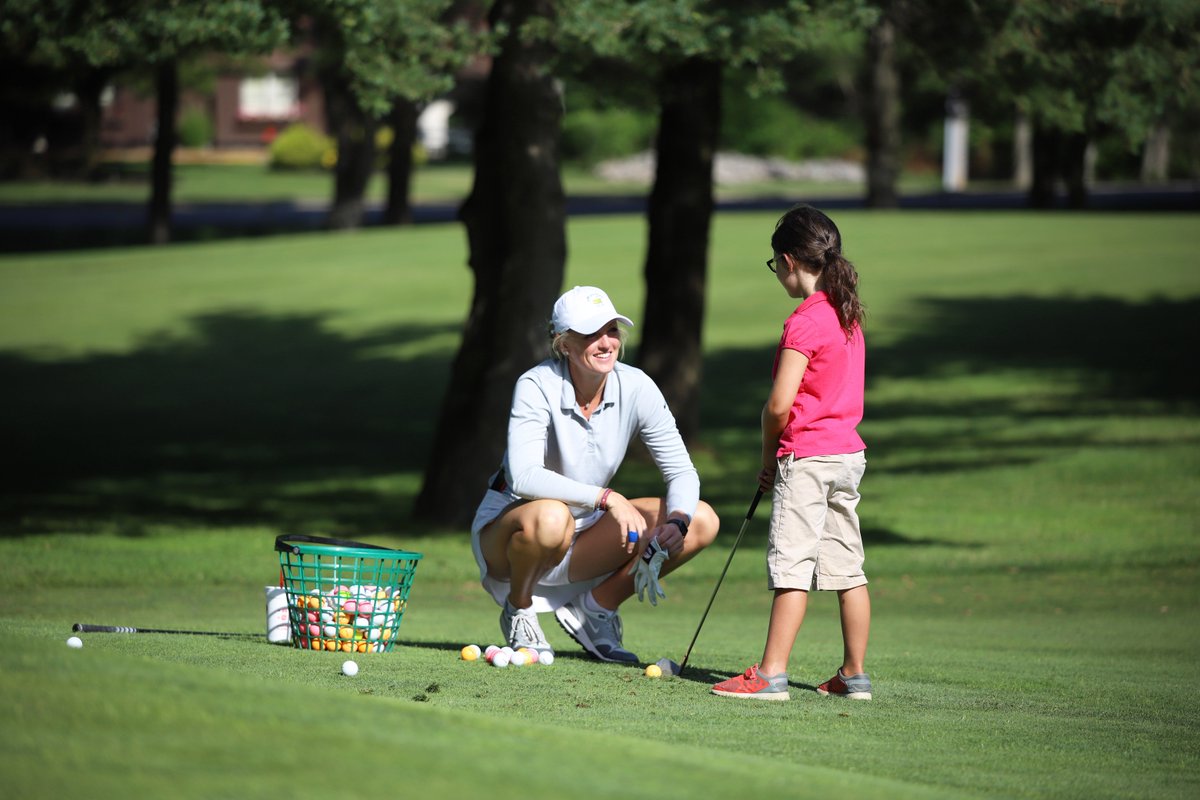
[
  {"x1": 73, "y1": 623, "x2": 256, "y2": 637},
  {"x1": 679, "y1": 488, "x2": 763, "y2": 672}
]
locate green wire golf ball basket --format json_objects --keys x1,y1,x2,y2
[{"x1": 275, "y1": 534, "x2": 423, "y2": 653}]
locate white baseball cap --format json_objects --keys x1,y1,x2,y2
[{"x1": 550, "y1": 286, "x2": 634, "y2": 335}]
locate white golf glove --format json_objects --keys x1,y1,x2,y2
[{"x1": 629, "y1": 538, "x2": 668, "y2": 605}]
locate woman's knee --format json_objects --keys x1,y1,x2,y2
[
  {"x1": 690, "y1": 501, "x2": 720, "y2": 548},
  {"x1": 513, "y1": 502, "x2": 574, "y2": 553}
]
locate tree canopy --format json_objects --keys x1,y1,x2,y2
[
  {"x1": 0, "y1": 0, "x2": 289, "y2": 68},
  {"x1": 991, "y1": 0, "x2": 1199, "y2": 149}
]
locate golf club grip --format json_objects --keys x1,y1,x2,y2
[
  {"x1": 72, "y1": 623, "x2": 254, "y2": 637},
  {"x1": 73, "y1": 623, "x2": 137, "y2": 633},
  {"x1": 746, "y1": 488, "x2": 764, "y2": 519}
]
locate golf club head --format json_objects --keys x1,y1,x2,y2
[{"x1": 656, "y1": 657, "x2": 681, "y2": 676}]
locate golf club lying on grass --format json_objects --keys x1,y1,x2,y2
[
  {"x1": 73, "y1": 623, "x2": 258, "y2": 638},
  {"x1": 656, "y1": 488, "x2": 764, "y2": 677}
]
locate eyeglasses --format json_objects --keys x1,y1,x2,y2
[{"x1": 766, "y1": 257, "x2": 777, "y2": 273}]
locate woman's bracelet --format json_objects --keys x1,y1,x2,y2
[{"x1": 598, "y1": 487, "x2": 612, "y2": 510}]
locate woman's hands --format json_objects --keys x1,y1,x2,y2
[
  {"x1": 602, "y1": 491, "x2": 690, "y2": 561},
  {"x1": 602, "y1": 491, "x2": 645, "y2": 553},
  {"x1": 625, "y1": 514, "x2": 688, "y2": 606}
]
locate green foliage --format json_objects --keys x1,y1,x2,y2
[
  {"x1": 0, "y1": 0, "x2": 289, "y2": 69},
  {"x1": 990, "y1": 0, "x2": 1200, "y2": 147},
  {"x1": 268, "y1": 123, "x2": 335, "y2": 171},
  {"x1": 551, "y1": 0, "x2": 876, "y2": 95},
  {"x1": 561, "y1": 108, "x2": 657, "y2": 165},
  {"x1": 721, "y1": 90, "x2": 860, "y2": 160},
  {"x1": 301, "y1": 0, "x2": 493, "y2": 118},
  {"x1": 176, "y1": 107, "x2": 213, "y2": 148}
]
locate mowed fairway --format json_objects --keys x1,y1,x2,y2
[{"x1": 1, "y1": 211, "x2": 1197, "y2": 799}]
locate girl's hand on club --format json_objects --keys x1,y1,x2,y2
[{"x1": 758, "y1": 464, "x2": 776, "y2": 493}]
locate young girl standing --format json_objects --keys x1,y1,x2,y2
[{"x1": 712, "y1": 204, "x2": 872, "y2": 701}]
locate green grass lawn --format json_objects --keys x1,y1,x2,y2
[{"x1": 1, "y1": 212, "x2": 1198, "y2": 799}]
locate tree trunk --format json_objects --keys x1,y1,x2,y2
[
  {"x1": 148, "y1": 60, "x2": 178, "y2": 245},
  {"x1": 383, "y1": 97, "x2": 420, "y2": 226},
  {"x1": 863, "y1": 14, "x2": 900, "y2": 208},
  {"x1": 414, "y1": 0, "x2": 565, "y2": 527},
  {"x1": 326, "y1": 78, "x2": 378, "y2": 230},
  {"x1": 1140, "y1": 121, "x2": 1170, "y2": 183},
  {"x1": 1029, "y1": 124, "x2": 1058, "y2": 209},
  {"x1": 73, "y1": 68, "x2": 108, "y2": 180},
  {"x1": 637, "y1": 57, "x2": 720, "y2": 444},
  {"x1": 1063, "y1": 132, "x2": 1089, "y2": 209}
]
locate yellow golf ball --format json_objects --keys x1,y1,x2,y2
[
  {"x1": 461, "y1": 644, "x2": 481, "y2": 661},
  {"x1": 645, "y1": 664, "x2": 663, "y2": 678}
]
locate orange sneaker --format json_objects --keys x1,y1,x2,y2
[
  {"x1": 816, "y1": 669, "x2": 873, "y2": 700},
  {"x1": 711, "y1": 664, "x2": 789, "y2": 701}
]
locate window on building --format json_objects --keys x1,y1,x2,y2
[{"x1": 238, "y1": 74, "x2": 299, "y2": 120}]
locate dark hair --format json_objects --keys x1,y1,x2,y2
[{"x1": 770, "y1": 204, "x2": 864, "y2": 334}]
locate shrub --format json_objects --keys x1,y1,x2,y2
[
  {"x1": 178, "y1": 108, "x2": 214, "y2": 148},
  {"x1": 722, "y1": 94, "x2": 860, "y2": 161},
  {"x1": 269, "y1": 123, "x2": 335, "y2": 170},
  {"x1": 562, "y1": 108, "x2": 656, "y2": 166}
]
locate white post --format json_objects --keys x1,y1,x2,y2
[
  {"x1": 1013, "y1": 109, "x2": 1032, "y2": 190},
  {"x1": 417, "y1": 99, "x2": 455, "y2": 160},
  {"x1": 942, "y1": 94, "x2": 969, "y2": 192}
]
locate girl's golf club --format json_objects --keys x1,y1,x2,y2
[{"x1": 669, "y1": 488, "x2": 764, "y2": 675}]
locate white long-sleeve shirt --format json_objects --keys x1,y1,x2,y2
[{"x1": 493, "y1": 358, "x2": 700, "y2": 523}]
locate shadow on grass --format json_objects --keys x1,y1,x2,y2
[
  {"x1": 2, "y1": 295, "x2": 1196, "y2": 539},
  {"x1": 699, "y1": 294, "x2": 1199, "y2": 459},
  {"x1": 2, "y1": 311, "x2": 458, "y2": 537}
]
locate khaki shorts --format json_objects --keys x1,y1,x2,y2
[{"x1": 767, "y1": 451, "x2": 867, "y2": 591}]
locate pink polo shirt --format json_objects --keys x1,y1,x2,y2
[{"x1": 773, "y1": 291, "x2": 866, "y2": 458}]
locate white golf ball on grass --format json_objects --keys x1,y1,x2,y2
[
  {"x1": 341, "y1": 660, "x2": 359, "y2": 676},
  {"x1": 66, "y1": 636, "x2": 83, "y2": 649}
]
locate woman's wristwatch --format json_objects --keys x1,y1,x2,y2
[{"x1": 665, "y1": 517, "x2": 689, "y2": 537}]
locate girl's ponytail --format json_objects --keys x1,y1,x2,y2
[
  {"x1": 823, "y1": 248, "x2": 864, "y2": 334},
  {"x1": 771, "y1": 205, "x2": 865, "y2": 335}
]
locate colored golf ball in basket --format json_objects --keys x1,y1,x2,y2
[
  {"x1": 341, "y1": 660, "x2": 359, "y2": 677},
  {"x1": 66, "y1": 636, "x2": 83, "y2": 649},
  {"x1": 461, "y1": 644, "x2": 481, "y2": 661},
  {"x1": 645, "y1": 664, "x2": 663, "y2": 678}
]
